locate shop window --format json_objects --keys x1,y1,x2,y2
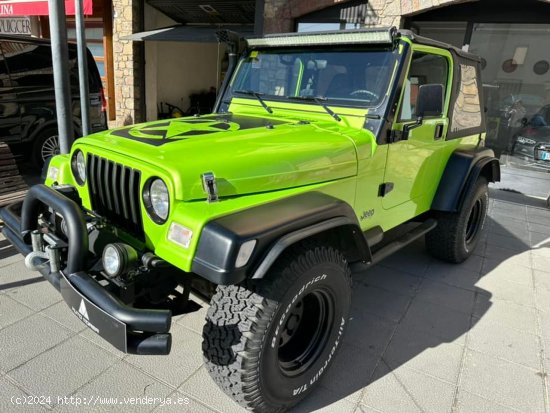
[
  {"x1": 450, "y1": 64, "x2": 482, "y2": 133},
  {"x1": 399, "y1": 52, "x2": 448, "y2": 121},
  {"x1": 67, "y1": 24, "x2": 105, "y2": 80},
  {"x1": 469, "y1": 23, "x2": 550, "y2": 159}
]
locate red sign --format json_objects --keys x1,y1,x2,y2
[{"x1": 0, "y1": 0, "x2": 93, "y2": 16}]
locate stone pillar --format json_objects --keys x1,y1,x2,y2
[{"x1": 112, "y1": 0, "x2": 144, "y2": 126}]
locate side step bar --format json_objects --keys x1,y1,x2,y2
[{"x1": 369, "y1": 219, "x2": 437, "y2": 265}]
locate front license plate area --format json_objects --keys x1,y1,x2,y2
[{"x1": 60, "y1": 273, "x2": 127, "y2": 352}]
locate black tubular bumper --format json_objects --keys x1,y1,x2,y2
[{"x1": 0, "y1": 185, "x2": 172, "y2": 355}]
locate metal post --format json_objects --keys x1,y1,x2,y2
[
  {"x1": 75, "y1": 0, "x2": 90, "y2": 136},
  {"x1": 48, "y1": 0, "x2": 74, "y2": 154}
]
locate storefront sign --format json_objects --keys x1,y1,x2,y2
[
  {"x1": 0, "y1": 17, "x2": 31, "y2": 34},
  {"x1": 0, "y1": 0, "x2": 92, "y2": 16}
]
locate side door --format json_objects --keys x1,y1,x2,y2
[
  {"x1": 382, "y1": 48, "x2": 452, "y2": 210},
  {"x1": 0, "y1": 41, "x2": 21, "y2": 144}
]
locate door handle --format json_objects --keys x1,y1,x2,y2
[{"x1": 434, "y1": 123, "x2": 444, "y2": 140}]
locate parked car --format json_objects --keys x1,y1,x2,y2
[
  {"x1": 0, "y1": 28, "x2": 499, "y2": 411},
  {"x1": 511, "y1": 104, "x2": 550, "y2": 164},
  {"x1": 0, "y1": 34, "x2": 107, "y2": 168}
]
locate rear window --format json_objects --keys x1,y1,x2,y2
[
  {"x1": 68, "y1": 45, "x2": 102, "y2": 93},
  {"x1": 0, "y1": 40, "x2": 101, "y2": 92},
  {"x1": 450, "y1": 64, "x2": 482, "y2": 133}
]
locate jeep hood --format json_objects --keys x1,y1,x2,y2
[{"x1": 79, "y1": 114, "x2": 360, "y2": 201}]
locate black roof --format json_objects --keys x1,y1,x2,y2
[
  {"x1": 0, "y1": 34, "x2": 79, "y2": 49},
  {"x1": 0, "y1": 34, "x2": 51, "y2": 44},
  {"x1": 397, "y1": 29, "x2": 481, "y2": 63}
]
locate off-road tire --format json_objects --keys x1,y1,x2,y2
[
  {"x1": 426, "y1": 176, "x2": 488, "y2": 263},
  {"x1": 202, "y1": 245, "x2": 351, "y2": 412},
  {"x1": 32, "y1": 127, "x2": 60, "y2": 169}
]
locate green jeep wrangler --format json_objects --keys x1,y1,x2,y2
[{"x1": 1, "y1": 28, "x2": 499, "y2": 411}]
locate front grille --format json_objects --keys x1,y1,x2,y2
[{"x1": 87, "y1": 154, "x2": 145, "y2": 241}]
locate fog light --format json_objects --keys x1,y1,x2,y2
[
  {"x1": 168, "y1": 223, "x2": 193, "y2": 248},
  {"x1": 236, "y1": 239, "x2": 257, "y2": 268},
  {"x1": 102, "y1": 243, "x2": 138, "y2": 277}
]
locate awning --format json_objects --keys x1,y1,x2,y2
[
  {"x1": 122, "y1": 24, "x2": 254, "y2": 42},
  {"x1": 0, "y1": 0, "x2": 93, "y2": 16}
]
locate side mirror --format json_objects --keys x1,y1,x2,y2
[{"x1": 416, "y1": 83, "x2": 444, "y2": 118}]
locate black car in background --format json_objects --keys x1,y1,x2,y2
[
  {"x1": 511, "y1": 104, "x2": 550, "y2": 165},
  {"x1": 0, "y1": 35, "x2": 107, "y2": 168}
]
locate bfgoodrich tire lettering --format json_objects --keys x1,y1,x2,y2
[
  {"x1": 426, "y1": 176, "x2": 488, "y2": 263},
  {"x1": 202, "y1": 245, "x2": 351, "y2": 412}
]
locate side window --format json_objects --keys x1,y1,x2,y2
[
  {"x1": 0, "y1": 43, "x2": 11, "y2": 83},
  {"x1": 399, "y1": 52, "x2": 449, "y2": 121},
  {"x1": 449, "y1": 64, "x2": 482, "y2": 132},
  {"x1": 3, "y1": 41, "x2": 54, "y2": 87}
]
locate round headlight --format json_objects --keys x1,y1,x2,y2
[
  {"x1": 71, "y1": 150, "x2": 86, "y2": 185},
  {"x1": 143, "y1": 178, "x2": 170, "y2": 224},
  {"x1": 102, "y1": 244, "x2": 121, "y2": 276}
]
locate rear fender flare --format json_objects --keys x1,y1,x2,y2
[{"x1": 432, "y1": 148, "x2": 500, "y2": 213}]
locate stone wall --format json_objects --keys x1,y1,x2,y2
[
  {"x1": 263, "y1": 0, "x2": 347, "y2": 33},
  {"x1": 400, "y1": 0, "x2": 472, "y2": 16},
  {"x1": 112, "y1": 0, "x2": 144, "y2": 126},
  {"x1": 263, "y1": 0, "x2": 472, "y2": 34},
  {"x1": 263, "y1": 0, "x2": 403, "y2": 34},
  {"x1": 366, "y1": 0, "x2": 402, "y2": 27}
]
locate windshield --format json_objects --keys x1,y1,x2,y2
[{"x1": 226, "y1": 47, "x2": 396, "y2": 109}]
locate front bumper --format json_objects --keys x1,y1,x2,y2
[{"x1": 0, "y1": 185, "x2": 172, "y2": 355}]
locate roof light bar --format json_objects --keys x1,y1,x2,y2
[{"x1": 247, "y1": 28, "x2": 394, "y2": 48}]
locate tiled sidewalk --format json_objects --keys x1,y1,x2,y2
[{"x1": 0, "y1": 188, "x2": 549, "y2": 413}]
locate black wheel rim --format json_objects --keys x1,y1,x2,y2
[
  {"x1": 277, "y1": 289, "x2": 334, "y2": 377},
  {"x1": 465, "y1": 198, "x2": 483, "y2": 244}
]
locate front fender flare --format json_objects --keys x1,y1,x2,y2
[{"x1": 191, "y1": 192, "x2": 370, "y2": 285}]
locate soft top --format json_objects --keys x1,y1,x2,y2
[{"x1": 397, "y1": 29, "x2": 481, "y2": 63}]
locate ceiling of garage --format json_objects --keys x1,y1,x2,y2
[{"x1": 146, "y1": 0, "x2": 256, "y2": 25}]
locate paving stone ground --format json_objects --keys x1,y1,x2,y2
[{"x1": 1, "y1": 187, "x2": 550, "y2": 413}]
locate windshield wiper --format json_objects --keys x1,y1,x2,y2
[
  {"x1": 287, "y1": 96, "x2": 341, "y2": 122},
  {"x1": 233, "y1": 90, "x2": 273, "y2": 114}
]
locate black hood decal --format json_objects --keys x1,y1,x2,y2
[{"x1": 109, "y1": 114, "x2": 288, "y2": 146}]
